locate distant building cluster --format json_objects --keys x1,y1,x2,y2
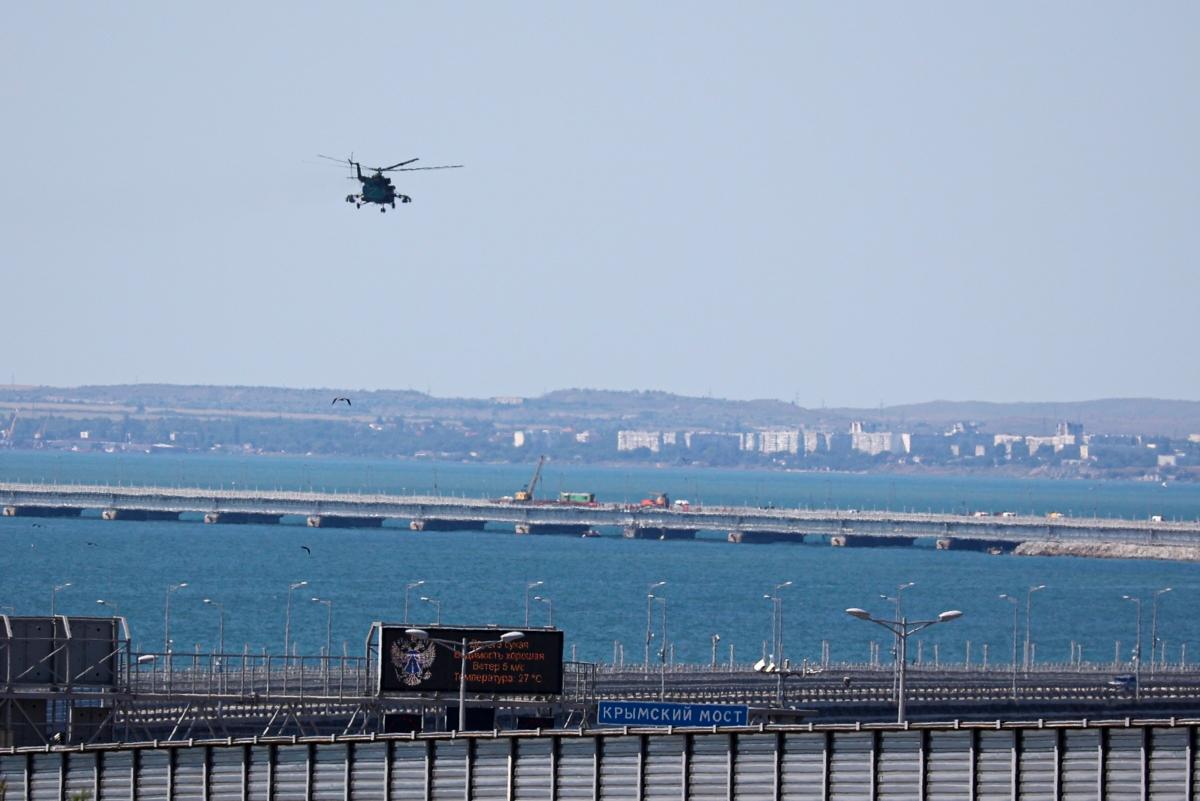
[
  {"x1": 3, "y1": 388, "x2": 1198, "y2": 483},
  {"x1": 600, "y1": 419, "x2": 1196, "y2": 475}
]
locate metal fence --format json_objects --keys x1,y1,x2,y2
[{"x1": 1, "y1": 718, "x2": 1198, "y2": 801}]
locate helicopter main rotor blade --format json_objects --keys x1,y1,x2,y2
[
  {"x1": 317, "y1": 154, "x2": 353, "y2": 165},
  {"x1": 381, "y1": 158, "x2": 420, "y2": 170},
  {"x1": 388, "y1": 164, "x2": 464, "y2": 172}
]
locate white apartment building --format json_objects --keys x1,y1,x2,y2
[{"x1": 617, "y1": 430, "x2": 661, "y2": 452}]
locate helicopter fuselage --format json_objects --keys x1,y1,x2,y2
[{"x1": 346, "y1": 172, "x2": 411, "y2": 210}]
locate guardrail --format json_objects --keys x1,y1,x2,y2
[{"x1": 2, "y1": 718, "x2": 1198, "y2": 800}]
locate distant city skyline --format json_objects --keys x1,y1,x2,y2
[{"x1": 2, "y1": 3, "x2": 1197, "y2": 406}]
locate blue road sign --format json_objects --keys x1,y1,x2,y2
[{"x1": 596, "y1": 701, "x2": 749, "y2": 727}]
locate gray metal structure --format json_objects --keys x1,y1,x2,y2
[
  {"x1": 2, "y1": 718, "x2": 1200, "y2": 800},
  {"x1": 4, "y1": 482, "x2": 1199, "y2": 546},
  {"x1": 0, "y1": 617, "x2": 591, "y2": 748}
]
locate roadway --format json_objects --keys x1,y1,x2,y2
[{"x1": 3, "y1": 481, "x2": 1198, "y2": 546}]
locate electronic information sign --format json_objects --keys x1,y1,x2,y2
[{"x1": 378, "y1": 626, "x2": 564, "y2": 695}]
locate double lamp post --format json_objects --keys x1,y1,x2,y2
[{"x1": 845, "y1": 606, "x2": 963, "y2": 723}]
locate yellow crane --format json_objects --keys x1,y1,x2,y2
[{"x1": 514, "y1": 455, "x2": 546, "y2": 502}]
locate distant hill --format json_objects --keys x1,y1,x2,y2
[
  {"x1": 870, "y1": 398, "x2": 1200, "y2": 437},
  {"x1": 0, "y1": 385, "x2": 1197, "y2": 437}
]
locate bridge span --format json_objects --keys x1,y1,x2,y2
[
  {"x1": 3, "y1": 718, "x2": 1200, "y2": 801},
  {"x1": 3, "y1": 481, "x2": 1199, "y2": 549}
]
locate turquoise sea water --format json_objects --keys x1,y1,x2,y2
[{"x1": 2, "y1": 450, "x2": 1198, "y2": 667}]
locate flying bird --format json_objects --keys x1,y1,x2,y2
[
  {"x1": 332, "y1": 397, "x2": 351, "y2": 406},
  {"x1": 301, "y1": 545, "x2": 312, "y2": 555}
]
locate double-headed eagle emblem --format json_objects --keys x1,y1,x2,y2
[{"x1": 390, "y1": 636, "x2": 437, "y2": 687}]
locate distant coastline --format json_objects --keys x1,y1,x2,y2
[{"x1": 0, "y1": 384, "x2": 1196, "y2": 482}]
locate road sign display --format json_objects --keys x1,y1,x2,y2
[
  {"x1": 597, "y1": 701, "x2": 749, "y2": 727},
  {"x1": 378, "y1": 626, "x2": 564, "y2": 695}
]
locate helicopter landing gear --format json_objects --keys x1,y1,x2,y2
[
  {"x1": 390, "y1": 200, "x2": 395, "y2": 209},
  {"x1": 380, "y1": 206, "x2": 386, "y2": 213}
]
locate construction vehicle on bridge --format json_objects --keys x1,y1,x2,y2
[
  {"x1": 2, "y1": 409, "x2": 16, "y2": 447},
  {"x1": 513, "y1": 455, "x2": 546, "y2": 502}
]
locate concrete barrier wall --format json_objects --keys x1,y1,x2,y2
[{"x1": 0, "y1": 720, "x2": 1194, "y2": 801}]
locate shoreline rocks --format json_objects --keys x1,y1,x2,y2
[{"x1": 1015, "y1": 541, "x2": 1200, "y2": 562}]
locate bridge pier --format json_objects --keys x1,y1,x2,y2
[
  {"x1": 623, "y1": 526, "x2": 697, "y2": 540},
  {"x1": 3, "y1": 505, "x2": 81, "y2": 518},
  {"x1": 516, "y1": 523, "x2": 595, "y2": 536},
  {"x1": 830, "y1": 534, "x2": 916, "y2": 548},
  {"x1": 307, "y1": 515, "x2": 383, "y2": 528},
  {"x1": 936, "y1": 538, "x2": 1017, "y2": 553},
  {"x1": 728, "y1": 530, "x2": 805, "y2": 544},
  {"x1": 410, "y1": 519, "x2": 488, "y2": 532},
  {"x1": 203, "y1": 512, "x2": 282, "y2": 525},
  {"x1": 101, "y1": 509, "x2": 181, "y2": 521}
]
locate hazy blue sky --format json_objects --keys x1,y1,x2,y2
[{"x1": 2, "y1": 3, "x2": 1196, "y2": 407}]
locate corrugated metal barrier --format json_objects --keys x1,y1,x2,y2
[{"x1": 1, "y1": 719, "x2": 1197, "y2": 801}]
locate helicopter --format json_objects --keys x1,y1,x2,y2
[{"x1": 318, "y1": 154, "x2": 462, "y2": 212}]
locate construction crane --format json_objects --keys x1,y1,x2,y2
[
  {"x1": 514, "y1": 455, "x2": 546, "y2": 502},
  {"x1": 2, "y1": 409, "x2": 16, "y2": 446}
]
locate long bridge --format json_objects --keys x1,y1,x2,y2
[
  {"x1": 10, "y1": 614, "x2": 1200, "y2": 800},
  {"x1": 3, "y1": 481, "x2": 1199, "y2": 550},
  {"x1": 9, "y1": 615, "x2": 1200, "y2": 747}
]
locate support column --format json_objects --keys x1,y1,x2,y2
[
  {"x1": 519, "y1": 523, "x2": 595, "y2": 536},
  {"x1": 102, "y1": 509, "x2": 181, "y2": 521},
  {"x1": 622, "y1": 526, "x2": 696, "y2": 540},
  {"x1": 728, "y1": 531, "x2": 805, "y2": 544},
  {"x1": 935, "y1": 538, "x2": 1016, "y2": 553},
  {"x1": 3, "y1": 506, "x2": 81, "y2": 518},
  {"x1": 830, "y1": 534, "x2": 915, "y2": 548},
  {"x1": 203, "y1": 512, "x2": 282, "y2": 525},
  {"x1": 410, "y1": 519, "x2": 487, "y2": 532},
  {"x1": 306, "y1": 515, "x2": 383, "y2": 528}
]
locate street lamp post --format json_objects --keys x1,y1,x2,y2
[
  {"x1": 311, "y1": 597, "x2": 333, "y2": 659},
  {"x1": 764, "y1": 581, "x2": 793, "y2": 665},
  {"x1": 284, "y1": 581, "x2": 308, "y2": 661},
  {"x1": 51, "y1": 582, "x2": 72, "y2": 617},
  {"x1": 404, "y1": 581, "x2": 425, "y2": 624},
  {"x1": 164, "y1": 582, "x2": 188, "y2": 655},
  {"x1": 533, "y1": 595, "x2": 553, "y2": 627},
  {"x1": 711, "y1": 634, "x2": 721, "y2": 670},
  {"x1": 420, "y1": 596, "x2": 442, "y2": 624},
  {"x1": 203, "y1": 598, "x2": 225, "y2": 657},
  {"x1": 405, "y1": 628, "x2": 524, "y2": 731},
  {"x1": 644, "y1": 581, "x2": 666, "y2": 670},
  {"x1": 1122, "y1": 595, "x2": 1143, "y2": 699},
  {"x1": 1150, "y1": 587, "x2": 1172, "y2": 675},
  {"x1": 999, "y1": 594, "x2": 1019, "y2": 699},
  {"x1": 525, "y1": 581, "x2": 544, "y2": 627},
  {"x1": 1024, "y1": 584, "x2": 1046, "y2": 672},
  {"x1": 879, "y1": 582, "x2": 915, "y2": 697},
  {"x1": 656, "y1": 596, "x2": 669, "y2": 700},
  {"x1": 96, "y1": 598, "x2": 120, "y2": 617},
  {"x1": 762, "y1": 594, "x2": 776, "y2": 662},
  {"x1": 846, "y1": 607, "x2": 963, "y2": 723}
]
